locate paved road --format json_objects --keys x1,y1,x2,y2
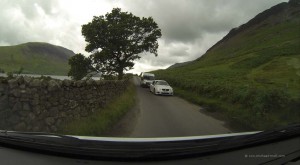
[{"x1": 128, "y1": 76, "x2": 232, "y2": 137}]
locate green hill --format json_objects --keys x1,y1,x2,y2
[
  {"x1": 154, "y1": 0, "x2": 300, "y2": 130},
  {"x1": 0, "y1": 42, "x2": 75, "y2": 75}
]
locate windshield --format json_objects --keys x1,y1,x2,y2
[
  {"x1": 156, "y1": 81, "x2": 169, "y2": 86},
  {"x1": 143, "y1": 75, "x2": 155, "y2": 80},
  {"x1": 0, "y1": 0, "x2": 299, "y2": 161}
]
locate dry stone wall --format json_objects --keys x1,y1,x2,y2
[{"x1": 0, "y1": 76, "x2": 129, "y2": 133}]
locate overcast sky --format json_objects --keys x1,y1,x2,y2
[{"x1": 0, "y1": 0, "x2": 287, "y2": 74}]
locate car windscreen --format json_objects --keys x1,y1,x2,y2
[
  {"x1": 156, "y1": 81, "x2": 169, "y2": 85},
  {"x1": 1, "y1": 1, "x2": 299, "y2": 163},
  {"x1": 143, "y1": 75, "x2": 155, "y2": 80}
]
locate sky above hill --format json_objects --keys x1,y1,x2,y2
[{"x1": 0, "y1": 0, "x2": 287, "y2": 74}]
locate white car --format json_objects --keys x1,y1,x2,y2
[{"x1": 150, "y1": 80, "x2": 174, "y2": 95}]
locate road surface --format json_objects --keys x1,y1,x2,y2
[{"x1": 114, "y1": 76, "x2": 231, "y2": 138}]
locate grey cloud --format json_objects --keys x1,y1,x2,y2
[
  {"x1": 122, "y1": 0, "x2": 287, "y2": 44},
  {"x1": 1, "y1": 0, "x2": 58, "y2": 19},
  {"x1": 169, "y1": 47, "x2": 189, "y2": 57},
  {"x1": 163, "y1": 42, "x2": 190, "y2": 57},
  {"x1": 0, "y1": 0, "x2": 53, "y2": 44},
  {"x1": 0, "y1": 0, "x2": 81, "y2": 52}
]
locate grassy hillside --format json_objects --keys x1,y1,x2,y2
[
  {"x1": 154, "y1": 1, "x2": 300, "y2": 130},
  {"x1": 0, "y1": 42, "x2": 74, "y2": 75}
]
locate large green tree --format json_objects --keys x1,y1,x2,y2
[{"x1": 82, "y1": 8, "x2": 162, "y2": 80}]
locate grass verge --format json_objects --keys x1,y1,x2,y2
[
  {"x1": 173, "y1": 87, "x2": 251, "y2": 131},
  {"x1": 173, "y1": 87, "x2": 296, "y2": 131},
  {"x1": 60, "y1": 81, "x2": 136, "y2": 136}
]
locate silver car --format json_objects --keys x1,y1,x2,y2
[{"x1": 150, "y1": 80, "x2": 174, "y2": 95}]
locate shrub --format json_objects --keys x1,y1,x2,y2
[{"x1": 6, "y1": 72, "x2": 14, "y2": 79}]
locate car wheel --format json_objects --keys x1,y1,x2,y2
[{"x1": 154, "y1": 88, "x2": 156, "y2": 95}]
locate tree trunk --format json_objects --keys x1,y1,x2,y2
[{"x1": 117, "y1": 71, "x2": 123, "y2": 80}]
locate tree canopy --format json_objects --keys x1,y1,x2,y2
[
  {"x1": 81, "y1": 8, "x2": 162, "y2": 79},
  {"x1": 68, "y1": 53, "x2": 91, "y2": 80}
]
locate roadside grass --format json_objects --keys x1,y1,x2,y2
[
  {"x1": 172, "y1": 86, "x2": 299, "y2": 131},
  {"x1": 60, "y1": 81, "x2": 136, "y2": 136}
]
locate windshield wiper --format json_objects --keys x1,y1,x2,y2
[
  {"x1": 0, "y1": 130, "x2": 81, "y2": 150},
  {"x1": 215, "y1": 123, "x2": 300, "y2": 150},
  {"x1": 0, "y1": 124, "x2": 299, "y2": 161},
  {"x1": 0, "y1": 130, "x2": 79, "y2": 140},
  {"x1": 245, "y1": 123, "x2": 300, "y2": 144}
]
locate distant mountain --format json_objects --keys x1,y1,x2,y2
[
  {"x1": 204, "y1": 0, "x2": 299, "y2": 54},
  {"x1": 0, "y1": 42, "x2": 75, "y2": 75},
  {"x1": 167, "y1": 0, "x2": 300, "y2": 69}
]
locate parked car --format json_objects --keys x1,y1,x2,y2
[
  {"x1": 140, "y1": 72, "x2": 155, "y2": 87},
  {"x1": 150, "y1": 80, "x2": 174, "y2": 95}
]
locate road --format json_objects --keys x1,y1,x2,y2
[{"x1": 119, "y1": 76, "x2": 232, "y2": 138}]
